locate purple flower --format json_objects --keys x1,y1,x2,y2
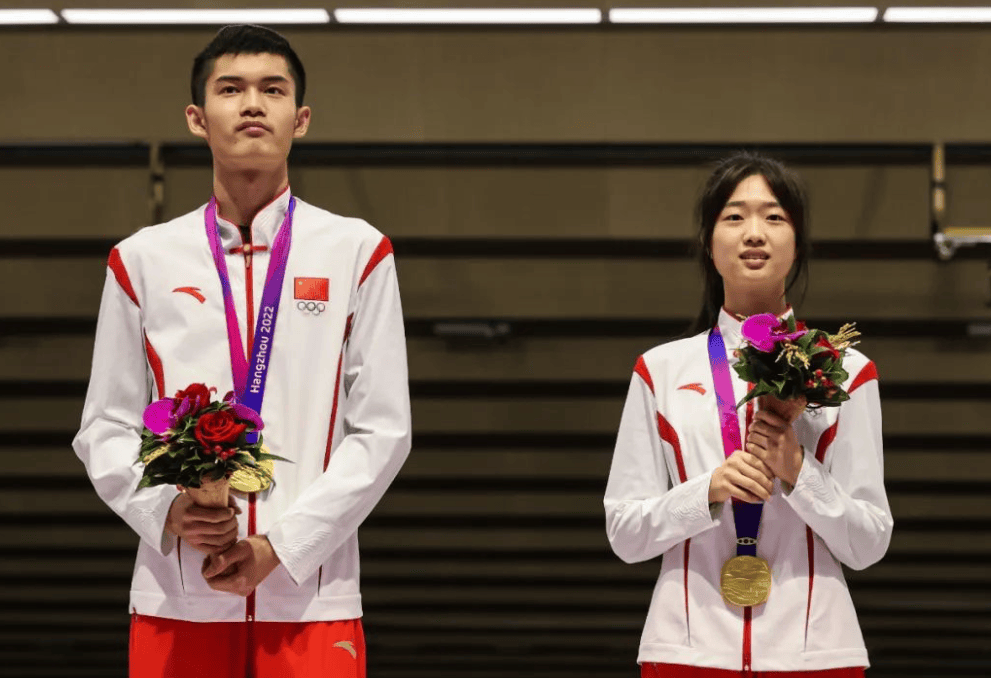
[
  {"x1": 741, "y1": 313, "x2": 807, "y2": 352},
  {"x1": 230, "y1": 402, "x2": 264, "y2": 430},
  {"x1": 143, "y1": 397, "x2": 179, "y2": 435}
]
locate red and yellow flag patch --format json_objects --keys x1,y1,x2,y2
[{"x1": 294, "y1": 277, "x2": 329, "y2": 301}]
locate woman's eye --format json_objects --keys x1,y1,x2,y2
[
  {"x1": 767, "y1": 213, "x2": 787, "y2": 222},
  {"x1": 724, "y1": 214, "x2": 744, "y2": 221}
]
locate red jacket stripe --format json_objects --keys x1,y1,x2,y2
[
  {"x1": 358, "y1": 236, "x2": 394, "y2": 287},
  {"x1": 143, "y1": 333, "x2": 165, "y2": 399},
  {"x1": 108, "y1": 248, "x2": 139, "y2": 307},
  {"x1": 815, "y1": 421, "x2": 838, "y2": 464},
  {"x1": 806, "y1": 526, "x2": 816, "y2": 643},
  {"x1": 849, "y1": 361, "x2": 879, "y2": 394},
  {"x1": 656, "y1": 413, "x2": 687, "y2": 483},
  {"x1": 633, "y1": 356, "x2": 654, "y2": 394}
]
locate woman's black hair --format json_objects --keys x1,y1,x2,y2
[{"x1": 688, "y1": 151, "x2": 811, "y2": 335}]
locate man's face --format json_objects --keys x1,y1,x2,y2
[{"x1": 186, "y1": 52, "x2": 310, "y2": 171}]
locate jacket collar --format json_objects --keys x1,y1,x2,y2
[
  {"x1": 212, "y1": 185, "x2": 292, "y2": 251},
  {"x1": 716, "y1": 305, "x2": 794, "y2": 351}
]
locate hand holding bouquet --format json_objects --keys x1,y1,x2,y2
[
  {"x1": 137, "y1": 383, "x2": 287, "y2": 508},
  {"x1": 733, "y1": 314, "x2": 861, "y2": 413}
]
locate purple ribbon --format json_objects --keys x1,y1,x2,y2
[
  {"x1": 708, "y1": 327, "x2": 763, "y2": 559},
  {"x1": 205, "y1": 196, "x2": 295, "y2": 442}
]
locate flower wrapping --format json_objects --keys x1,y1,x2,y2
[
  {"x1": 733, "y1": 314, "x2": 861, "y2": 410},
  {"x1": 137, "y1": 383, "x2": 287, "y2": 490}
]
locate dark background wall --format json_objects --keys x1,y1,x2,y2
[{"x1": 2, "y1": 2, "x2": 991, "y2": 677}]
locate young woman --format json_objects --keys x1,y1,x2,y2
[{"x1": 604, "y1": 153, "x2": 892, "y2": 677}]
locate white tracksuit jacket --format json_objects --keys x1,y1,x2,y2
[
  {"x1": 605, "y1": 308, "x2": 892, "y2": 672},
  {"x1": 73, "y1": 188, "x2": 411, "y2": 623}
]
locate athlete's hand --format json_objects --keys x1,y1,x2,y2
[
  {"x1": 165, "y1": 493, "x2": 240, "y2": 556},
  {"x1": 202, "y1": 535, "x2": 281, "y2": 597},
  {"x1": 746, "y1": 397, "x2": 805, "y2": 487},
  {"x1": 708, "y1": 449, "x2": 776, "y2": 504}
]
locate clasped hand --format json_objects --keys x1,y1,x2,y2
[
  {"x1": 708, "y1": 395, "x2": 805, "y2": 504},
  {"x1": 165, "y1": 494, "x2": 281, "y2": 596}
]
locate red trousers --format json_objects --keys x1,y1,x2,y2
[
  {"x1": 129, "y1": 613, "x2": 365, "y2": 678},
  {"x1": 643, "y1": 664, "x2": 865, "y2": 678}
]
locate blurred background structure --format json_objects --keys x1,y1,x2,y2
[{"x1": 3, "y1": 1, "x2": 991, "y2": 677}]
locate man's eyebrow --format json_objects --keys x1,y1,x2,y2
[
  {"x1": 214, "y1": 75, "x2": 291, "y2": 84},
  {"x1": 724, "y1": 200, "x2": 781, "y2": 208}
]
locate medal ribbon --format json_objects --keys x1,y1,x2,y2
[
  {"x1": 205, "y1": 195, "x2": 295, "y2": 442},
  {"x1": 708, "y1": 327, "x2": 763, "y2": 558}
]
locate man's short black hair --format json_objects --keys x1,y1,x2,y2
[{"x1": 191, "y1": 24, "x2": 306, "y2": 108}]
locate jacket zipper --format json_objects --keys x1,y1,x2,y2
[{"x1": 242, "y1": 232, "x2": 258, "y2": 628}]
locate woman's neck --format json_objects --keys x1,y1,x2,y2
[
  {"x1": 722, "y1": 288, "x2": 788, "y2": 319},
  {"x1": 213, "y1": 164, "x2": 289, "y2": 227}
]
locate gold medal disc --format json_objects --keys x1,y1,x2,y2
[
  {"x1": 720, "y1": 555, "x2": 771, "y2": 607},
  {"x1": 229, "y1": 458, "x2": 274, "y2": 494}
]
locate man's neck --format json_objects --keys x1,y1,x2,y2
[
  {"x1": 723, "y1": 288, "x2": 788, "y2": 319},
  {"x1": 213, "y1": 165, "x2": 289, "y2": 227}
]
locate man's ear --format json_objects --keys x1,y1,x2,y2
[
  {"x1": 293, "y1": 106, "x2": 311, "y2": 139},
  {"x1": 186, "y1": 104, "x2": 209, "y2": 140}
]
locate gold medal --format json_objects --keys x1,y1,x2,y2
[
  {"x1": 229, "y1": 458, "x2": 275, "y2": 494},
  {"x1": 720, "y1": 555, "x2": 772, "y2": 607}
]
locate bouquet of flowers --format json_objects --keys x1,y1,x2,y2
[
  {"x1": 733, "y1": 314, "x2": 861, "y2": 410},
  {"x1": 137, "y1": 383, "x2": 286, "y2": 507}
]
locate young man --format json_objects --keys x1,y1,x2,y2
[{"x1": 73, "y1": 25, "x2": 411, "y2": 677}]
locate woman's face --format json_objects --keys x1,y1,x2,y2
[{"x1": 710, "y1": 173, "x2": 796, "y2": 299}]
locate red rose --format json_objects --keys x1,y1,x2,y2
[
  {"x1": 174, "y1": 383, "x2": 213, "y2": 414},
  {"x1": 815, "y1": 336, "x2": 840, "y2": 361},
  {"x1": 194, "y1": 410, "x2": 247, "y2": 450}
]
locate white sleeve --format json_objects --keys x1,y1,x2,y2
[
  {"x1": 783, "y1": 377, "x2": 893, "y2": 570},
  {"x1": 604, "y1": 367, "x2": 722, "y2": 564},
  {"x1": 72, "y1": 260, "x2": 179, "y2": 556},
  {"x1": 266, "y1": 247, "x2": 412, "y2": 584}
]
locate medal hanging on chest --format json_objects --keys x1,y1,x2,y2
[
  {"x1": 709, "y1": 327, "x2": 772, "y2": 607},
  {"x1": 205, "y1": 196, "x2": 295, "y2": 492}
]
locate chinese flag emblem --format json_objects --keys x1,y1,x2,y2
[{"x1": 294, "y1": 277, "x2": 329, "y2": 301}]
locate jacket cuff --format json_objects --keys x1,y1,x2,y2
[
  {"x1": 128, "y1": 485, "x2": 181, "y2": 557},
  {"x1": 782, "y1": 449, "x2": 838, "y2": 512}
]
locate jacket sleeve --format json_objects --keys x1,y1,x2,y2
[
  {"x1": 72, "y1": 257, "x2": 180, "y2": 556},
  {"x1": 604, "y1": 362, "x2": 723, "y2": 564},
  {"x1": 783, "y1": 373, "x2": 893, "y2": 570},
  {"x1": 266, "y1": 242, "x2": 412, "y2": 584}
]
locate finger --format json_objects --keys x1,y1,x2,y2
[
  {"x1": 740, "y1": 449, "x2": 776, "y2": 481},
  {"x1": 735, "y1": 455, "x2": 774, "y2": 492},
  {"x1": 185, "y1": 517, "x2": 239, "y2": 535},
  {"x1": 755, "y1": 409, "x2": 788, "y2": 429},
  {"x1": 726, "y1": 482, "x2": 764, "y2": 504},
  {"x1": 730, "y1": 467, "x2": 772, "y2": 500},
  {"x1": 202, "y1": 542, "x2": 249, "y2": 578},
  {"x1": 749, "y1": 419, "x2": 783, "y2": 438},
  {"x1": 185, "y1": 506, "x2": 237, "y2": 523},
  {"x1": 227, "y1": 496, "x2": 243, "y2": 515},
  {"x1": 746, "y1": 431, "x2": 769, "y2": 449}
]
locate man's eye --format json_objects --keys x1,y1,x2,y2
[
  {"x1": 220, "y1": 86, "x2": 238, "y2": 94},
  {"x1": 266, "y1": 87, "x2": 284, "y2": 95}
]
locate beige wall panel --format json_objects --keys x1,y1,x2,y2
[
  {"x1": 5, "y1": 258, "x2": 989, "y2": 318},
  {"x1": 944, "y1": 165, "x2": 991, "y2": 229},
  {"x1": 4, "y1": 28, "x2": 991, "y2": 142},
  {"x1": 0, "y1": 168, "x2": 149, "y2": 238},
  {"x1": 2, "y1": 164, "x2": 932, "y2": 241},
  {"x1": 11, "y1": 334, "x2": 991, "y2": 385},
  {"x1": 13, "y1": 395, "x2": 990, "y2": 435}
]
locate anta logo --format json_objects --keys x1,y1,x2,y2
[
  {"x1": 173, "y1": 286, "x2": 206, "y2": 303},
  {"x1": 678, "y1": 382, "x2": 707, "y2": 395},
  {"x1": 333, "y1": 641, "x2": 357, "y2": 658}
]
